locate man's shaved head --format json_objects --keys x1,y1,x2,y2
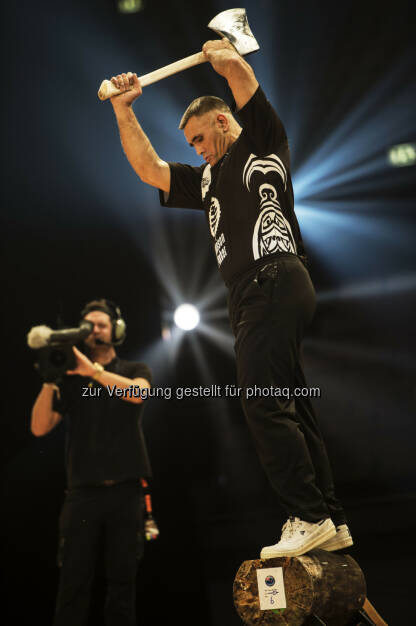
[{"x1": 179, "y1": 96, "x2": 231, "y2": 130}]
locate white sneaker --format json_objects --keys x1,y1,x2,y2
[
  {"x1": 319, "y1": 524, "x2": 353, "y2": 551},
  {"x1": 260, "y1": 517, "x2": 336, "y2": 559}
]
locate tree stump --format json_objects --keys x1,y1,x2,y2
[{"x1": 233, "y1": 549, "x2": 366, "y2": 625}]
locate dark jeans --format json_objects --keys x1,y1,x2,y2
[
  {"x1": 53, "y1": 482, "x2": 143, "y2": 626},
  {"x1": 230, "y1": 255, "x2": 346, "y2": 526}
]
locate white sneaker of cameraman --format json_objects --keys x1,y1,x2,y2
[{"x1": 260, "y1": 516, "x2": 336, "y2": 559}]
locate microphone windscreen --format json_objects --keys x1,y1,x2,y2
[{"x1": 27, "y1": 325, "x2": 52, "y2": 349}]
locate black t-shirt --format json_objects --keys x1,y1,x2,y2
[
  {"x1": 54, "y1": 358, "x2": 152, "y2": 488},
  {"x1": 159, "y1": 86, "x2": 305, "y2": 287}
]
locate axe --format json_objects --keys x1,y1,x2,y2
[{"x1": 98, "y1": 8, "x2": 259, "y2": 101}]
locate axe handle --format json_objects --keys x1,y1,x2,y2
[{"x1": 98, "y1": 51, "x2": 206, "y2": 101}]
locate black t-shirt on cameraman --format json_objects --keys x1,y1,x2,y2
[
  {"x1": 54, "y1": 358, "x2": 152, "y2": 489},
  {"x1": 159, "y1": 86, "x2": 306, "y2": 290}
]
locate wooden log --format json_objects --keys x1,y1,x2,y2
[{"x1": 233, "y1": 549, "x2": 366, "y2": 625}]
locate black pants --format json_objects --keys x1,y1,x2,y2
[
  {"x1": 230, "y1": 255, "x2": 346, "y2": 526},
  {"x1": 54, "y1": 482, "x2": 143, "y2": 626}
]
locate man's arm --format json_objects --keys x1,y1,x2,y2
[
  {"x1": 67, "y1": 347, "x2": 150, "y2": 405},
  {"x1": 31, "y1": 384, "x2": 63, "y2": 437},
  {"x1": 110, "y1": 72, "x2": 170, "y2": 192},
  {"x1": 202, "y1": 39, "x2": 259, "y2": 111}
]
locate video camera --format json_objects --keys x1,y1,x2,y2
[{"x1": 27, "y1": 320, "x2": 93, "y2": 382}]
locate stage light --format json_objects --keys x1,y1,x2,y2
[
  {"x1": 388, "y1": 143, "x2": 416, "y2": 167},
  {"x1": 174, "y1": 304, "x2": 200, "y2": 331},
  {"x1": 117, "y1": 0, "x2": 144, "y2": 14}
]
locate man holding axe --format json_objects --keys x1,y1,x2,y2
[{"x1": 104, "y1": 8, "x2": 352, "y2": 558}]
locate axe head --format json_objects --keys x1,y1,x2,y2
[{"x1": 208, "y1": 8, "x2": 260, "y2": 56}]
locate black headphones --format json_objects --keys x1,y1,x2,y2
[{"x1": 80, "y1": 298, "x2": 127, "y2": 345}]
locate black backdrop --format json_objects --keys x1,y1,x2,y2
[{"x1": 2, "y1": 1, "x2": 415, "y2": 623}]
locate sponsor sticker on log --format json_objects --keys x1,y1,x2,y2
[{"x1": 256, "y1": 566, "x2": 287, "y2": 610}]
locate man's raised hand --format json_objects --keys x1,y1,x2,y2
[
  {"x1": 202, "y1": 38, "x2": 241, "y2": 78},
  {"x1": 66, "y1": 346, "x2": 96, "y2": 378},
  {"x1": 110, "y1": 72, "x2": 142, "y2": 107}
]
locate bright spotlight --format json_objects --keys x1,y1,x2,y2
[
  {"x1": 117, "y1": 0, "x2": 144, "y2": 14},
  {"x1": 174, "y1": 304, "x2": 200, "y2": 331},
  {"x1": 388, "y1": 143, "x2": 416, "y2": 167}
]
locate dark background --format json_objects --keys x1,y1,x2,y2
[{"x1": 2, "y1": 0, "x2": 415, "y2": 624}]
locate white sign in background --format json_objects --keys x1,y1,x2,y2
[{"x1": 256, "y1": 566, "x2": 287, "y2": 611}]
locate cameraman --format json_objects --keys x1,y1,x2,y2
[{"x1": 31, "y1": 299, "x2": 152, "y2": 626}]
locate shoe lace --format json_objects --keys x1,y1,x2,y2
[{"x1": 281, "y1": 516, "x2": 302, "y2": 540}]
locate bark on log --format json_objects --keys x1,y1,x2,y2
[{"x1": 233, "y1": 549, "x2": 366, "y2": 625}]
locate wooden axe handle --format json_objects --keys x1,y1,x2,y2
[{"x1": 98, "y1": 51, "x2": 206, "y2": 101}]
